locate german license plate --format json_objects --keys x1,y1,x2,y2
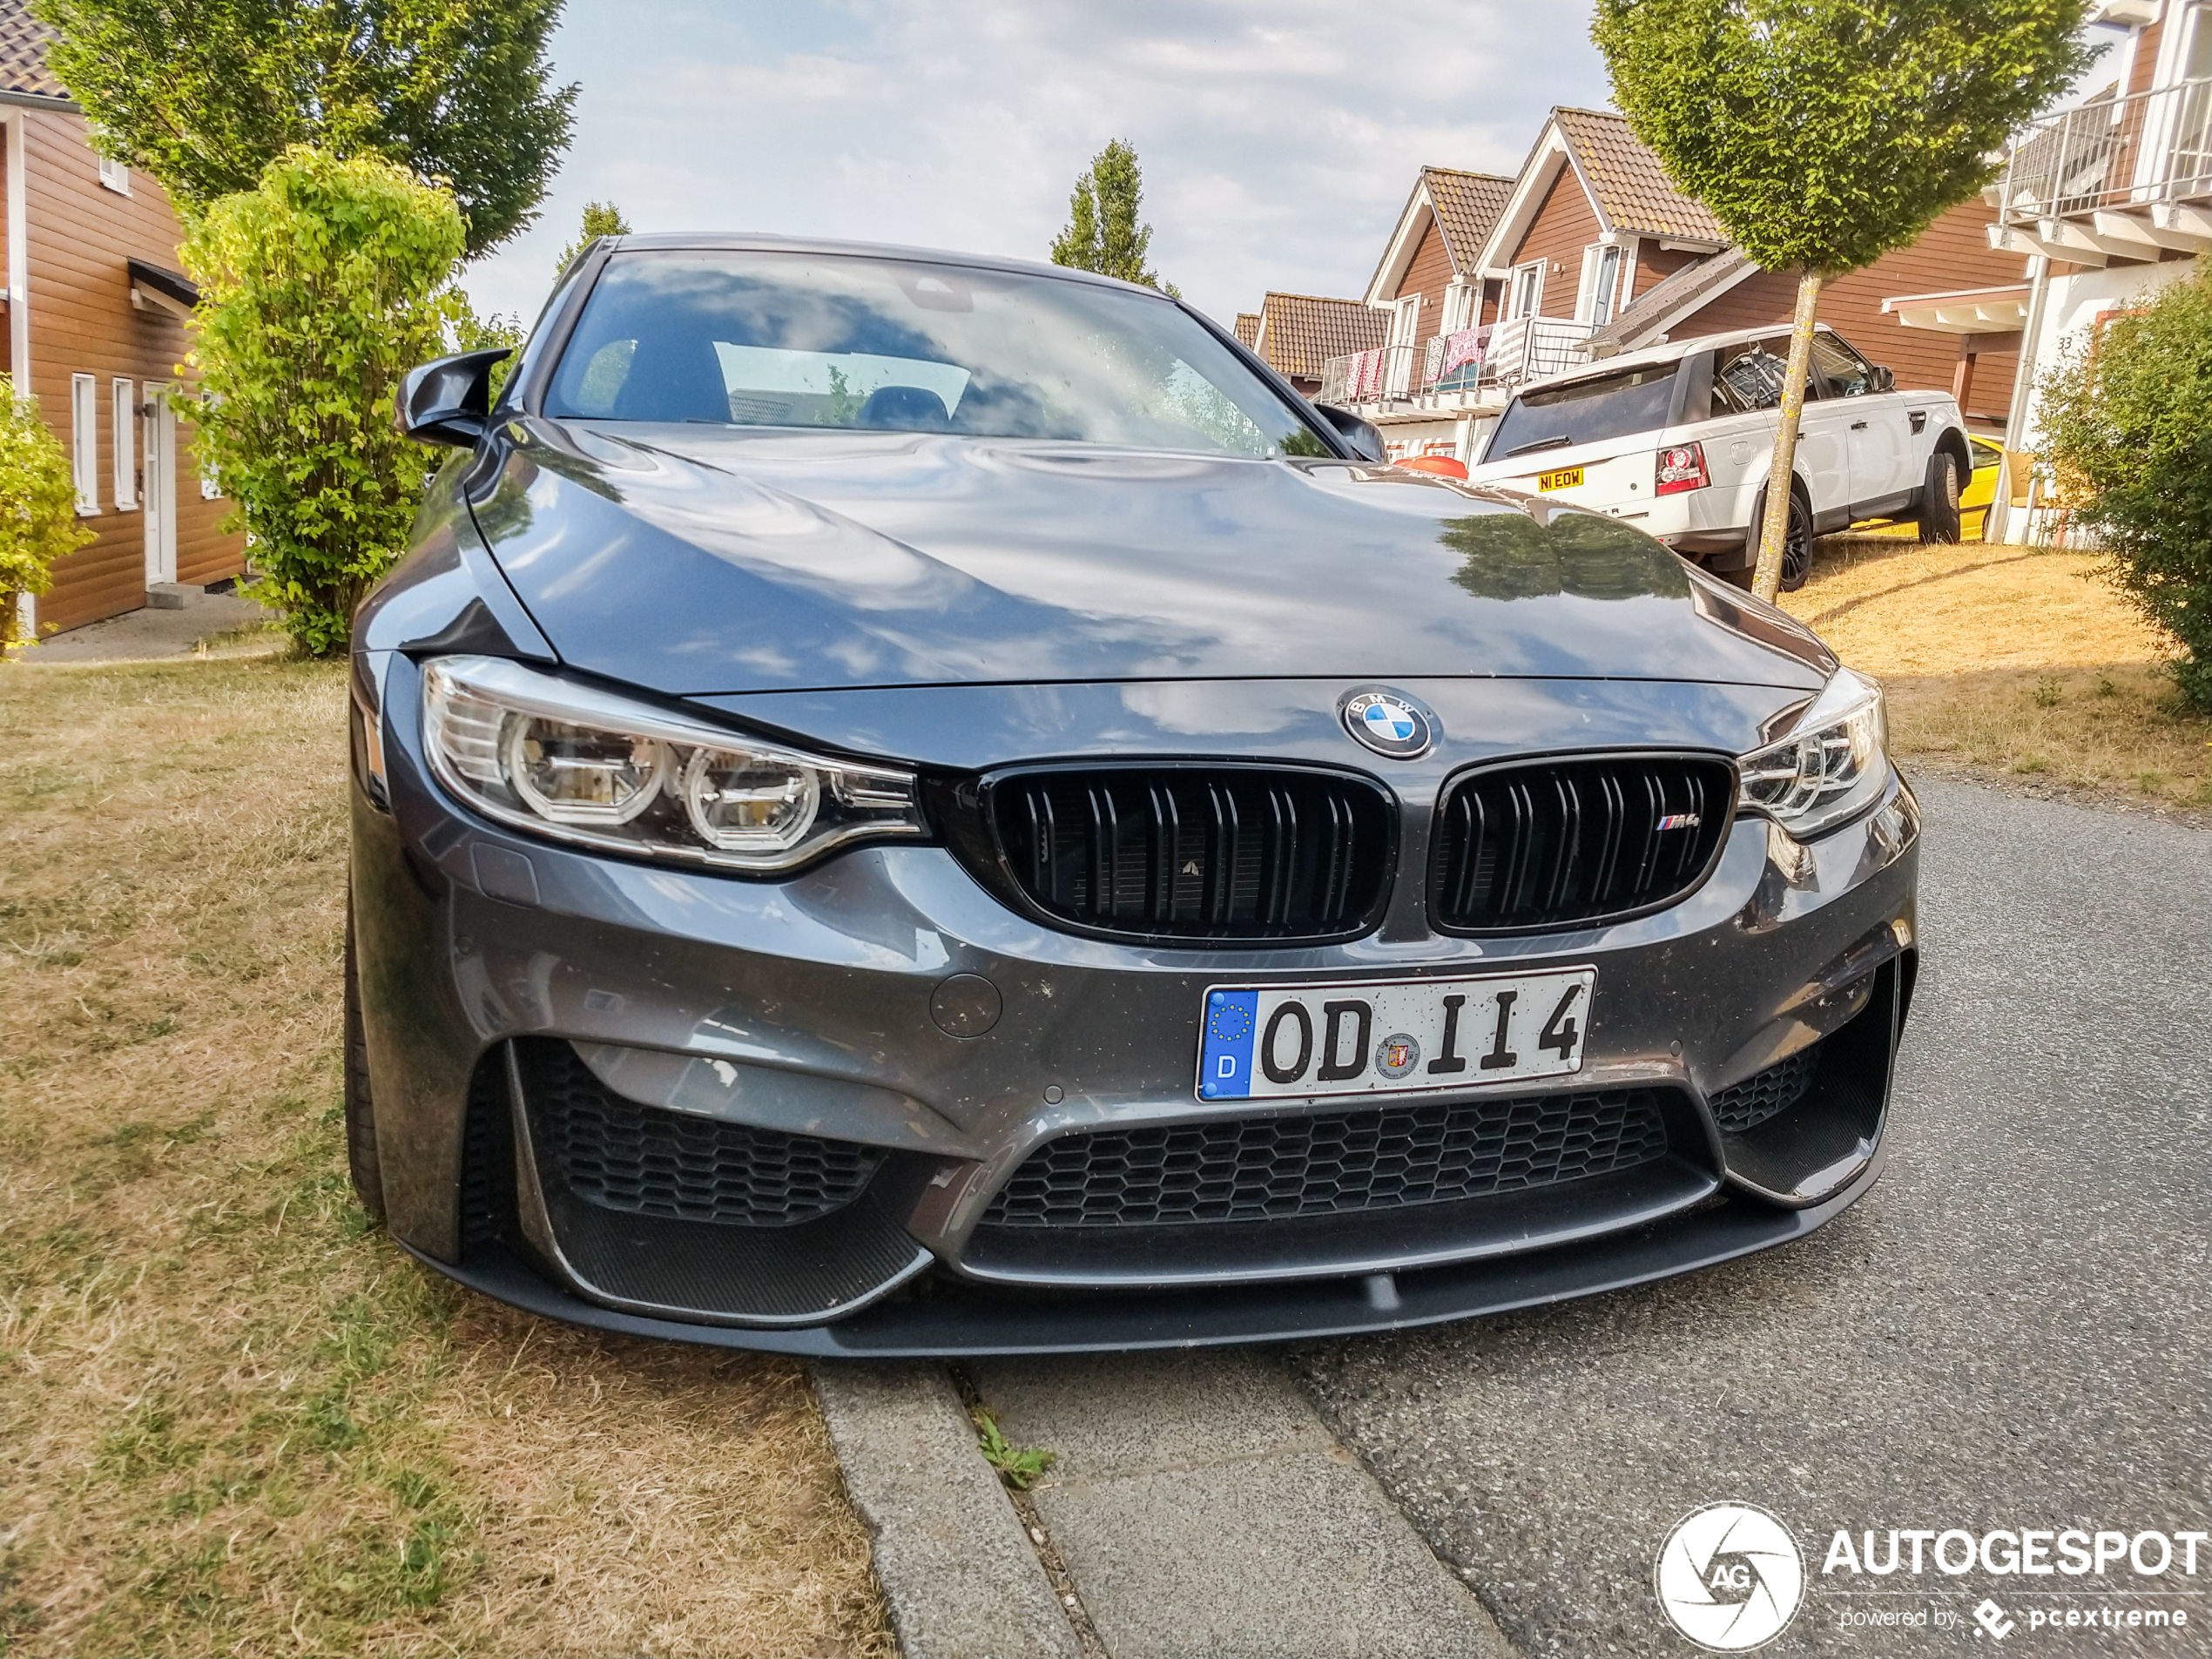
[
  {"x1": 1537, "y1": 466, "x2": 1584, "y2": 491},
  {"x1": 1196, "y1": 968, "x2": 1595, "y2": 1102}
]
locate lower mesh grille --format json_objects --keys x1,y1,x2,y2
[
  {"x1": 523, "y1": 1041, "x2": 885, "y2": 1227},
  {"x1": 458, "y1": 1052, "x2": 511, "y2": 1252},
  {"x1": 980, "y1": 1089, "x2": 1672, "y2": 1229},
  {"x1": 1707, "y1": 1043, "x2": 1822, "y2": 1134}
]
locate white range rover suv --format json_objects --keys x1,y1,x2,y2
[{"x1": 1465, "y1": 324, "x2": 1973, "y2": 590}]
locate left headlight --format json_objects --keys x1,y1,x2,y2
[
  {"x1": 421, "y1": 655, "x2": 925, "y2": 872},
  {"x1": 1737, "y1": 666, "x2": 1890, "y2": 838}
]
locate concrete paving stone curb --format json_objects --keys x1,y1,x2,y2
[
  {"x1": 968, "y1": 1352, "x2": 1516, "y2": 1659},
  {"x1": 811, "y1": 1359, "x2": 1082, "y2": 1659}
]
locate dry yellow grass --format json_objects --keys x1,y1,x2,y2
[
  {"x1": 0, "y1": 658, "x2": 892, "y2": 1658},
  {"x1": 1781, "y1": 537, "x2": 2212, "y2": 815}
]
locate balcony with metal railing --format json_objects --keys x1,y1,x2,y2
[
  {"x1": 1992, "y1": 76, "x2": 2212, "y2": 262},
  {"x1": 1318, "y1": 315, "x2": 1597, "y2": 416}
]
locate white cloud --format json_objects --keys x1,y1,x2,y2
[{"x1": 462, "y1": 0, "x2": 1609, "y2": 328}]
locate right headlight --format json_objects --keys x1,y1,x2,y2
[
  {"x1": 1737, "y1": 666, "x2": 1889, "y2": 837},
  {"x1": 421, "y1": 655, "x2": 925, "y2": 872}
]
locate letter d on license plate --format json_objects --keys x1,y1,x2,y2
[{"x1": 1197, "y1": 968, "x2": 1595, "y2": 1102}]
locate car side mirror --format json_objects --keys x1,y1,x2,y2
[
  {"x1": 397, "y1": 347, "x2": 512, "y2": 447},
  {"x1": 1871, "y1": 365, "x2": 1895, "y2": 394},
  {"x1": 1313, "y1": 402, "x2": 1386, "y2": 463}
]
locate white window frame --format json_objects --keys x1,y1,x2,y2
[
  {"x1": 97, "y1": 153, "x2": 129, "y2": 195},
  {"x1": 1507, "y1": 260, "x2": 1545, "y2": 320},
  {"x1": 112, "y1": 378, "x2": 135, "y2": 508},
  {"x1": 1582, "y1": 244, "x2": 1625, "y2": 327},
  {"x1": 71, "y1": 373, "x2": 98, "y2": 515},
  {"x1": 1387, "y1": 293, "x2": 1421, "y2": 349},
  {"x1": 1440, "y1": 281, "x2": 1476, "y2": 335}
]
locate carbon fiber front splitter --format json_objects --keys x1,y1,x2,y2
[{"x1": 397, "y1": 1138, "x2": 1885, "y2": 1358}]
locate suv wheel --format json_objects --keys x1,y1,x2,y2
[
  {"x1": 1751, "y1": 483, "x2": 1817, "y2": 593},
  {"x1": 1916, "y1": 451, "x2": 1962, "y2": 545},
  {"x1": 343, "y1": 903, "x2": 387, "y2": 1223}
]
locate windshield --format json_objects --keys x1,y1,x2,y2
[
  {"x1": 1485, "y1": 363, "x2": 1681, "y2": 461},
  {"x1": 543, "y1": 249, "x2": 1331, "y2": 458}
]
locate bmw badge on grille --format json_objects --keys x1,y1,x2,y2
[{"x1": 1339, "y1": 687, "x2": 1437, "y2": 759}]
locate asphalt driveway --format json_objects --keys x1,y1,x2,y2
[{"x1": 1294, "y1": 779, "x2": 2212, "y2": 1654}]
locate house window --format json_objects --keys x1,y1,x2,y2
[
  {"x1": 1507, "y1": 260, "x2": 1544, "y2": 320},
  {"x1": 97, "y1": 154, "x2": 130, "y2": 195},
  {"x1": 1389, "y1": 293, "x2": 1421, "y2": 347},
  {"x1": 1585, "y1": 245, "x2": 1624, "y2": 327},
  {"x1": 1441, "y1": 283, "x2": 1475, "y2": 334},
  {"x1": 71, "y1": 374, "x2": 98, "y2": 515},
  {"x1": 112, "y1": 379, "x2": 136, "y2": 508}
]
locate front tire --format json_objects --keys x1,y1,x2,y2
[
  {"x1": 1917, "y1": 451, "x2": 1962, "y2": 544},
  {"x1": 343, "y1": 904, "x2": 387, "y2": 1223}
]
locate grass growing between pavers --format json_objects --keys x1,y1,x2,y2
[
  {"x1": 1782, "y1": 538, "x2": 2212, "y2": 815},
  {"x1": 0, "y1": 657, "x2": 892, "y2": 1658}
]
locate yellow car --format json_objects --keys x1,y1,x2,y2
[
  {"x1": 1959, "y1": 435, "x2": 2001, "y2": 538},
  {"x1": 1858, "y1": 434, "x2": 2003, "y2": 541}
]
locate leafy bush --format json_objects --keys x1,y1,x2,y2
[
  {"x1": 0, "y1": 375, "x2": 95, "y2": 651},
  {"x1": 183, "y1": 146, "x2": 466, "y2": 657},
  {"x1": 2037, "y1": 263, "x2": 2212, "y2": 712}
]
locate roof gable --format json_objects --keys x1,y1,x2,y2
[
  {"x1": 1364, "y1": 165, "x2": 1512, "y2": 302},
  {"x1": 1476, "y1": 107, "x2": 1726, "y2": 273},
  {"x1": 1233, "y1": 312, "x2": 1260, "y2": 348},
  {"x1": 1553, "y1": 108, "x2": 1726, "y2": 244}
]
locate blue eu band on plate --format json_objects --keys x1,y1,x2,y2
[{"x1": 1198, "y1": 969, "x2": 1595, "y2": 1102}]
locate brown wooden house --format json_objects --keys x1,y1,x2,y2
[
  {"x1": 0, "y1": 0, "x2": 241, "y2": 640},
  {"x1": 1321, "y1": 106, "x2": 2037, "y2": 462}
]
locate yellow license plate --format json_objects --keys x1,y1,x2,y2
[{"x1": 1537, "y1": 467, "x2": 1584, "y2": 491}]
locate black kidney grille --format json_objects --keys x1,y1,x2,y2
[
  {"x1": 1433, "y1": 754, "x2": 1734, "y2": 932},
  {"x1": 980, "y1": 1089, "x2": 1671, "y2": 1229},
  {"x1": 991, "y1": 769, "x2": 1391, "y2": 941},
  {"x1": 523, "y1": 1042, "x2": 884, "y2": 1227},
  {"x1": 1707, "y1": 1042, "x2": 1821, "y2": 1134}
]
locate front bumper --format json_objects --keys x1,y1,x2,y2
[{"x1": 353, "y1": 655, "x2": 1920, "y2": 1352}]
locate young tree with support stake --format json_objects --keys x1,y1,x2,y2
[{"x1": 1593, "y1": 0, "x2": 2089, "y2": 600}]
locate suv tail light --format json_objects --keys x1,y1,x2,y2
[{"x1": 1656, "y1": 442, "x2": 1709, "y2": 495}]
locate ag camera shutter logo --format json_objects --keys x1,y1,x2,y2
[{"x1": 1655, "y1": 1502, "x2": 1805, "y2": 1650}]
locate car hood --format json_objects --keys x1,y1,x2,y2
[{"x1": 467, "y1": 418, "x2": 1835, "y2": 698}]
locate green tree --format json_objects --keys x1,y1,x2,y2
[
  {"x1": 1593, "y1": 0, "x2": 2090, "y2": 598},
  {"x1": 184, "y1": 146, "x2": 466, "y2": 656},
  {"x1": 448, "y1": 292, "x2": 524, "y2": 401},
  {"x1": 36, "y1": 0, "x2": 576, "y2": 259},
  {"x1": 2035, "y1": 265, "x2": 2212, "y2": 712},
  {"x1": 0, "y1": 378, "x2": 96, "y2": 651},
  {"x1": 1051, "y1": 139, "x2": 1178, "y2": 294},
  {"x1": 556, "y1": 199, "x2": 631, "y2": 273}
]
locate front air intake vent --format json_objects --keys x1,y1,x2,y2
[
  {"x1": 1431, "y1": 753, "x2": 1735, "y2": 933},
  {"x1": 981, "y1": 765, "x2": 1394, "y2": 944}
]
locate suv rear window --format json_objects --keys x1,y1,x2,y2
[{"x1": 1485, "y1": 363, "x2": 1681, "y2": 461}]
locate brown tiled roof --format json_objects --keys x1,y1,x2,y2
[
  {"x1": 1554, "y1": 108, "x2": 1725, "y2": 243},
  {"x1": 1233, "y1": 312, "x2": 1260, "y2": 348},
  {"x1": 1420, "y1": 168, "x2": 1513, "y2": 273},
  {"x1": 1256, "y1": 292, "x2": 1387, "y2": 381},
  {"x1": 0, "y1": 0, "x2": 68, "y2": 101}
]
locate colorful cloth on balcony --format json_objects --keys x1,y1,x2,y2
[
  {"x1": 1439, "y1": 327, "x2": 1486, "y2": 379},
  {"x1": 1345, "y1": 347, "x2": 1386, "y2": 401}
]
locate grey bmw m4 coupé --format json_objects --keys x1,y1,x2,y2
[{"x1": 347, "y1": 235, "x2": 1919, "y2": 1354}]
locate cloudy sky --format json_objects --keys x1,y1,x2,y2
[{"x1": 461, "y1": 0, "x2": 1615, "y2": 329}]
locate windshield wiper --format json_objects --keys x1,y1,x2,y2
[{"x1": 1505, "y1": 435, "x2": 1574, "y2": 457}]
